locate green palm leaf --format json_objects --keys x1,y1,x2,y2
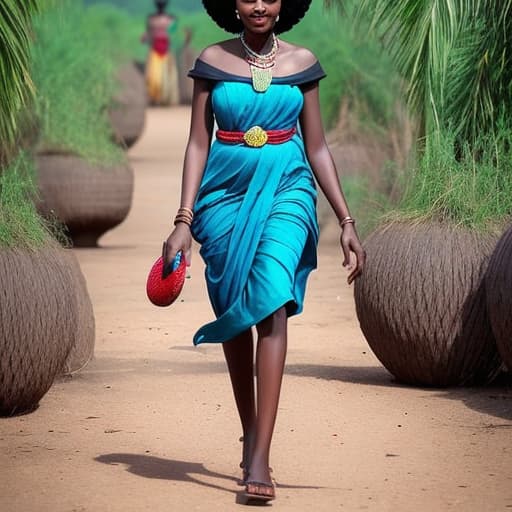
[
  {"x1": 325, "y1": 0, "x2": 512, "y2": 146},
  {"x1": 0, "y1": 0, "x2": 38, "y2": 164}
]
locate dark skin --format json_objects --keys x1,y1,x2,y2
[{"x1": 163, "y1": 0, "x2": 365, "y2": 494}]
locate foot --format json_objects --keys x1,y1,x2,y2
[
  {"x1": 245, "y1": 461, "x2": 274, "y2": 489},
  {"x1": 244, "y1": 480, "x2": 276, "y2": 503}
]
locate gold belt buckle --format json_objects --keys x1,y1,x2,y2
[{"x1": 243, "y1": 126, "x2": 268, "y2": 147}]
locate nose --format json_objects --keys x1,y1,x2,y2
[{"x1": 253, "y1": 1, "x2": 266, "y2": 13}]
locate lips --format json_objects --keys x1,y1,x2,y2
[{"x1": 251, "y1": 15, "x2": 268, "y2": 25}]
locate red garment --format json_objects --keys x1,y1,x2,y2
[{"x1": 152, "y1": 35, "x2": 169, "y2": 56}]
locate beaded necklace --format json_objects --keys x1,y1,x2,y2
[{"x1": 240, "y1": 32, "x2": 279, "y2": 93}]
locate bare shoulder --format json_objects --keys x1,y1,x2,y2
[
  {"x1": 277, "y1": 40, "x2": 318, "y2": 74},
  {"x1": 198, "y1": 39, "x2": 240, "y2": 65}
]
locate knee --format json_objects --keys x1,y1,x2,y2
[{"x1": 256, "y1": 307, "x2": 287, "y2": 338}]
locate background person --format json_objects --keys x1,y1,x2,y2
[{"x1": 141, "y1": 0, "x2": 179, "y2": 105}]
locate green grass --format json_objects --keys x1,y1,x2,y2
[
  {"x1": 0, "y1": 152, "x2": 52, "y2": 248},
  {"x1": 395, "y1": 129, "x2": 512, "y2": 230},
  {"x1": 31, "y1": 1, "x2": 128, "y2": 165},
  {"x1": 340, "y1": 175, "x2": 394, "y2": 237}
]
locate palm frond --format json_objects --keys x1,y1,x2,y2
[
  {"x1": 336, "y1": 0, "x2": 512, "y2": 146},
  {"x1": 443, "y1": 1, "x2": 512, "y2": 142},
  {"x1": 356, "y1": 0, "x2": 461, "y2": 136},
  {"x1": 0, "y1": 0, "x2": 38, "y2": 165}
]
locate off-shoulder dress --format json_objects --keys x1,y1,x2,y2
[{"x1": 188, "y1": 59, "x2": 326, "y2": 345}]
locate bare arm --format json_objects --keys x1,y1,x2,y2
[
  {"x1": 179, "y1": 79, "x2": 213, "y2": 209},
  {"x1": 299, "y1": 83, "x2": 365, "y2": 283},
  {"x1": 163, "y1": 78, "x2": 213, "y2": 269}
]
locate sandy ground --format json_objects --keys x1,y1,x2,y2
[{"x1": 1, "y1": 107, "x2": 512, "y2": 512}]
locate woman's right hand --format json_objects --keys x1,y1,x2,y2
[{"x1": 162, "y1": 223, "x2": 192, "y2": 275}]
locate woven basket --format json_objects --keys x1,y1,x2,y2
[
  {"x1": 354, "y1": 221, "x2": 502, "y2": 386},
  {"x1": 0, "y1": 245, "x2": 80, "y2": 415},
  {"x1": 59, "y1": 250, "x2": 95, "y2": 375},
  {"x1": 35, "y1": 152, "x2": 134, "y2": 247},
  {"x1": 108, "y1": 61, "x2": 146, "y2": 148},
  {"x1": 486, "y1": 225, "x2": 512, "y2": 370}
]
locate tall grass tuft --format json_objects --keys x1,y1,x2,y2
[
  {"x1": 396, "y1": 128, "x2": 512, "y2": 230},
  {"x1": 0, "y1": 152, "x2": 52, "y2": 248},
  {"x1": 31, "y1": 1, "x2": 127, "y2": 165}
]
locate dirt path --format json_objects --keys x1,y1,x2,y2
[{"x1": 1, "y1": 107, "x2": 511, "y2": 512}]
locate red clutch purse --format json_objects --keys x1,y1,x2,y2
[{"x1": 146, "y1": 251, "x2": 186, "y2": 307}]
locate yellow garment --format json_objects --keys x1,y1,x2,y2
[{"x1": 146, "y1": 50, "x2": 179, "y2": 106}]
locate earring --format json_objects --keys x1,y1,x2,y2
[
  {"x1": 235, "y1": 10, "x2": 240, "y2": 20},
  {"x1": 276, "y1": 15, "x2": 280, "y2": 22}
]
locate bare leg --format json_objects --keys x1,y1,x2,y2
[
  {"x1": 222, "y1": 329, "x2": 257, "y2": 475},
  {"x1": 247, "y1": 306, "x2": 288, "y2": 485}
]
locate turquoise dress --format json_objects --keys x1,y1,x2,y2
[{"x1": 188, "y1": 60, "x2": 326, "y2": 345}]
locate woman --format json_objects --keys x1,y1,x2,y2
[
  {"x1": 163, "y1": 0, "x2": 365, "y2": 503},
  {"x1": 141, "y1": 0, "x2": 179, "y2": 106}
]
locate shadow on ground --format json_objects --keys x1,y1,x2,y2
[
  {"x1": 95, "y1": 453, "x2": 322, "y2": 495},
  {"x1": 96, "y1": 453, "x2": 238, "y2": 493},
  {"x1": 80, "y1": 355, "x2": 394, "y2": 386},
  {"x1": 80, "y1": 357, "x2": 512, "y2": 421},
  {"x1": 437, "y1": 372, "x2": 512, "y2": 422}
]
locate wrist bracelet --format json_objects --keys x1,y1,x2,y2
[
  {"x1": 339, "y1": 216, "x2": 355, "y2": 228},
  {"x1": 173, "y1": 207, "x2": 194, "y2": 227},
  {"x1": 177, "y1": 206, "x2": 194, "y2": 216}
]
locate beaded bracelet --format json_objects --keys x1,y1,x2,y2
[
  {"x1": 174, "y1": 207, "x2": 194, "y2": 227},
  {"x1": 339, "y1": 216, "x2": 356, "y2": 228}
]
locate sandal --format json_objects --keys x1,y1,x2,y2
[{"x1": 244, "y1": 480, "x2": 276, "y2": 503}]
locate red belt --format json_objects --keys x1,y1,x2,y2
[{"x1": 216, "y1": 126, "x2": 296, "y2": 148}]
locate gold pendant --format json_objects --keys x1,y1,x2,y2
[{"x1": 250, "y1": 65, "x2": 272, "y2": 92}]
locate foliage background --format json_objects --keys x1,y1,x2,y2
[
  {"x1": 31, "y1": 2, "x2": 128, "y2": 164},
  {"x1": 353, "y1": 0, "x2": 512, "y2": 229},
  {"x1": 84, "y1": 0, "x2": 203, "y2": 14}
]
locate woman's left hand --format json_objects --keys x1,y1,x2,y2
[{"x1": 340, "y1": 224, "x2": 366, "y2": 284}]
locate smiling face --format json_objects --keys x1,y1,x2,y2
[{"x1": 235, "y1": 0, "x2": 282, "y2": 35}]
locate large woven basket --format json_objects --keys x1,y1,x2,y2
[
  {"x1": 35, "y1": 152, "x2": 134, "y2": 247},
  {"x1": 486, "y1": 225, "x2": 512, "y2": 370},
  {"x1": 108, "y1": 61, "x2": 146, "y2": 148},
  {"x1": 59, "y1": 250, "x2": 95, "y2": 375},
  {"x1": 0, "y1": 245, "x2": 92, "y2": 415},
  {"x1": 354, "y1": 221, "x2": 502, "y2": 387}
]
